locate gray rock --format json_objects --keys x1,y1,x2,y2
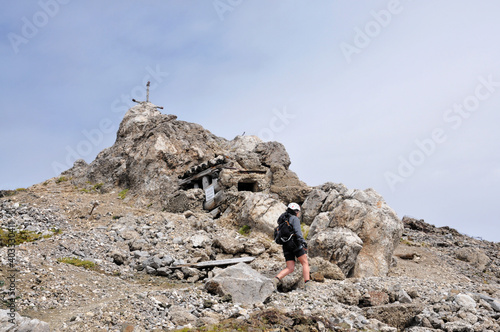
[
  {"x1": 164, "y1": 189, "x2": 205, "y2": 213},
  {"x1": 161, "y1": 255, "x2": 174, "y2": 266},
  {"x1": 308, "y1": 227, "x2": 362, "y2": 277},
  {"x1": 143, "y1": 256, "x2": 162, "y2": 269},
  {"x1": 213, "y1": 235, "x2": 245, "y2": 255},
  {"x1": 172, "y1": 269, "x2": 184, "y2": 280},
  {"x1": 398, "y1": 290, "x2": 413, "y2": 304},
  {"x1": 109, "y1": 249, "x2": 127, "y2": 265},
  {"x1": 220, "y1": 192, "x2": 286, "y2": 235},
  {"x1": 455, "y1": 294, "x2": 476, "y2": 311},
  {"x1": 129, "y1": 239, "x2": 148, "y2": 251},
  {"x1": 443, "y1": 320, "x2": 474, "y2": 332},
  {"x1": 308, "y1": 212, "x2": 333, "y2": 239},
  {"x1": 360, "y1": 290, "x2": 390, "y2": 307},
  {"x1": 307, "y1": 184, "x2": 403, "y2": 278},
  {"x1": 65, "y1": 102, "x2": 226, "y2": 204},
  {"x1": 301, "y1": 188, "x2": 328, "y2": 225},
  {"x1": 145, "y1": 266, "x2": 156, "y2": 275},
  {"x1": 156, "y1": 267, "x2": 172, "y2": 276},
  {"x1": 309, "y1": 256, "x2": 345, "y2": 280},
  {"x1": 488, "y1": 300, "x2": 500, "y2": 312},
  {"x1": 363, "y1": 304, "x2": 423, "y2": 331},
  {"x1": 132, "y1": 250, "x2": 150, "y2": 259},
  {"x1": 119, "y1": 229, "x2": 141, "y2": 241},
  {"x1": 181, "y1": 267, "x2": 200, "y2": 278},
  {"x1": 169, "y1": 305, "x2": 198, "y2": 326},
  {"x1": 172, "y1": 237, "x2": 184, "y2": 245},
  {"x1": 254, "y1": 141, "x2": 291, "y2": 169},
  {"x1": 244, "y1": 241, "x2": 266, "y2": 256},
  {"x1": 190, "y1": 233, "x2": 211, "y2": 248},
  {"x1": 205, "y1": 263, "x2": 274, "y2": 305},
  {"x1": 0, "y1": 309, "x2": 49, "y2": 332}
]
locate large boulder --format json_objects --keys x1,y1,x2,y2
[
  {"x1": 254, "y1": 141, "x2": 291, "y2": 169},
  {"x1": 229, "y1": 136, "x2": 265, "y2": 170},
  {"x1": 220, "y1": 192, "x2": 286, "y2": 235},
  {"x1": 204, "y1": 262, "x2": 274, "y2": 306},
  {"x1": 308, "y1": 227, "x2": 363, "y2": 277},
  {"x1": 306, "y1": 183, "x2": 403, "y2": 278}
]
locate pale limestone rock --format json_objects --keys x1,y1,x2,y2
[{"x1": 204, "y1": 263, "x2": 274, "y2": 306}]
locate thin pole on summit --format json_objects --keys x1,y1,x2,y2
[{"x1": 131, "y1": 81, "x2": 163, "y2": 109}]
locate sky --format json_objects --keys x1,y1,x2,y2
[{"x1": 1, "y1": 0, "x2": 499, "y2": 242}]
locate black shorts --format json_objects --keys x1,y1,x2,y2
[{"x1": 283, "y1": 246, "x2": 307, "y2": 262}]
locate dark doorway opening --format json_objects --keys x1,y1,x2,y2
[{"x1": 238, "y1": 181, "x2": 258, "y2": 192}]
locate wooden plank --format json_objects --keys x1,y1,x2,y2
[
  {"x1": 178, "y1": 167, "x2": 218, "y2": 185},
  {"x1": 194, "y1": 257, "x2": 255, "y2": 268},
  {"x1": 202, "y1": 176, "x2": 211, "y2": 190},
  {"x1": 237, "y1": 169, "x2": 267, "y2": 173},
  {"x1": 170, "y1": 257, "x2": 255, "y2": 269}
]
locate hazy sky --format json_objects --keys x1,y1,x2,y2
[{"x1": 1, "y1": 1, "x2": 499, "y2": 242}]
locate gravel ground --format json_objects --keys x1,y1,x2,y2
[{"x1": 1, "y1": 180, "x2": 499, "y2": 331}]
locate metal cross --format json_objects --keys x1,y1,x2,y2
[
  {"x1": 131, "y1": 81, "x2": 163, "y2": 109},
  {"x1": 146, "y1": 81, "x2": 150, "y2": 102}
]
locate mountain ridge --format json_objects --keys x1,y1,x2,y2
[{"x1": 0, "y1": 104, "x2": 498, "y2": 331}]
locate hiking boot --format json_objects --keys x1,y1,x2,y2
[
  {"x1": 304, "y1": 280, "x2": 313, "y2": 291},
  {"x1": 272, "y1": 277, "x2": 280, "y2": 288}
]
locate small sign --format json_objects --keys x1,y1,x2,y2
[{"x1": 205, "y1": 185, "x2": 215, "y2": 202}]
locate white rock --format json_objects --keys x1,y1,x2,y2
[{"x1": 455, "y1": 294, "x2": 476, "y2": 310}]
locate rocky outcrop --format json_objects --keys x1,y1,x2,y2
[
  {"x1": 205, "y1": 263, "x2": 274, "y2": 306},
  {"x1": 59, "y1": 104, "x2": 401, "y2": 281},
  {"x1": 62, "y1": 103, "x2": 311, "y2": 216},
  {"x1": 64, "y1": 103, "x2": 226, "y2": 203},
  {"x1": 305, "y1": 183, "x2": 403, "y2": 278}
]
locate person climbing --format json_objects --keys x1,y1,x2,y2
[{"x1": 273, "y1": 202, "x2": 310, "y2": 288}]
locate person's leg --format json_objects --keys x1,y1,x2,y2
[
  {"x1": 297, "y1": 254, "x2": 310, "y2": 282},
  {"x1": 276, "y1": 260, "x2": 295, "y2": 280}
]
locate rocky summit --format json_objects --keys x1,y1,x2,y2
[{"x1": 0, "y1": 102, "x2": 499, "y2": 332}]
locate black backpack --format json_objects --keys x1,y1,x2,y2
[{"x1": 274, "y1": 213, "x2": 295, "y2": 245}]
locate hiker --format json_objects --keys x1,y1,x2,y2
[{"x1": 273, "y1": 203, "x2": 310, "y2": 287}]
